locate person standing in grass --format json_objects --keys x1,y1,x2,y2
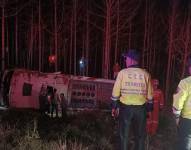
[
  {"x1": 51, "y1": 88, "x2": 59, "y2": 118},
  {"x1": 173, "y1": 56, "x2": 191, "y2": 150},
  {"x1": 111, "y1": 49, "x2": 153, "y2": 150},
  {"x1": 39, "y1": 84, "x2": 47, "y2": 114},
  {"x1": 146, "y1": 79, "x2": 164, "y2": 136},
  {"x1": 60, "y1": 93, "x2": 67, "y2": 118}
]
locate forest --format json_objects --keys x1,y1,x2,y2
[{"x1": 0, "y1": 0, "x2": 190, "y2": 102}]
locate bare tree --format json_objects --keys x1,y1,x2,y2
[
  {"x1": 114, "y1": 0, "x2": 119, "y2": 64},
  {"x1": 15, "y1": 2, "x2": 18, "y2": 66},
  {"x1": 54, "y1": 0, "x2": 58, "y2": 72},
  {"x1": 101, "y1": 0, "x2": 141, "y2": 78},
  {"x1": 180, "y1": 5, "x2": 191, "y2": 78},
  {"x1": 27, "y1": 8, "x2": 34, "y2": 69},
  {"x1": 165, "y1": 0, "x2": 180, "y2": 101},
  {"x1": 69, "y1": 14, "x2": 73, "y2": 74},
  {"x1": 73, "y1": 0, "x2": 77, "y2": 75},
  {"x1": 38, "y1": 0, "x2": 42, "y2": 71},
  {"x1": 1, "y1": 0, "x2": 6, "y2": 71},
  {"x1": 85, "y1": 0, "x2": 89, "y2": 76},
  {"x1": 142, "y1": 0, "x2": 159, "y2": 73}
]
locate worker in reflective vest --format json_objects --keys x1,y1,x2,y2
[
  {"x1": 146, "y1": 79, "x2": 164, "y2": 135},
  {"x1": 111, "y1": 49, "x2": 153, "y2": 150},
  {"x1": 173, "y1": 56, "x2": 191, "y2": 150}
]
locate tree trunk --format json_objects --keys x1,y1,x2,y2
[
  {"x1": 54, "y1": 0, "x2": 58, "y2": 72},
  {"x1": 142, "y1": 0, "x2": 148, "y2": 67},
  {"x1": 28, "y1": 10, "x2": 34, "y2": 69},
  {"x1": 85, "y1": 0, "x2": 89, "y2": 76},
  {"x1": 15, "y1": 2, "x2": 18, "y2": 66},
  {"x1": 6, "y1": 22, "x2": 9, "y2": 67},
  {"x1": 181, "y1": 14, "x2": 190, "y2": 78},
  {"x1": 73, "y1": 0, "x2": 77, "y2": 75},
  {"x1": 38, "y1": 0, "x2": 42, "y2": 71},
  {"x1": 165, "y1": 1, "x2": 177, "y2": 102},
  {"x1": 114, "y1": 0, "x2": 119, "y2": 64},
  {"x1": 103, "y1": 0, "x2": 111, "y2": 79},
  {"x1": 69, "y1": 16, "x2": 73, "y2": 74},
  {"x1": 1, "y1": 6, "x2": 5, "y2": 71},
  {"x1": 128, "y1": 21, "x2": 132, "y2": 49}
]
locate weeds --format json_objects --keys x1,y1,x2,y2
[
  {"x1": 0, "y1": 109, "x2": 177, "y2": 150},
  {"x1": 0, "y1": 110, "x2": 115, "y2": 150}
]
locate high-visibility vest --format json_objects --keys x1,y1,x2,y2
[
  {"x1": 173, "y1": 76, "x2": 191, "y2": 119},
  {"x1": 111, "y1": 67, "x2": 153, "y2": 105}
]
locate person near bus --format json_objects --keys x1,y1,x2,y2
[
  {"x1": 111, "y1": 49, "x2": 153, "y2": 150},
  {"x1": 173, "y1": 56, "x2": 191, "y2": 150},
  {"x1": 146, "y1": 79, "x2": 164, "y2": 135}
]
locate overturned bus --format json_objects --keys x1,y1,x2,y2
[{"x1": 0, "y1": 69, "x2": 114, "y2": 111}]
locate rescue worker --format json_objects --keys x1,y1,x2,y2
[
  {"x1": 60, "y1": 93, "x2": 67, "y2": 118},
  {"x1": 113, "y1": 62, "x2": 121, "y2": 79},
  {"x1": 173, "y1": 56, "x2": 191, "y2": 150},
  {"x1": 39, "y1": 84, "x2": 47, "y2": 114},
  {"x1": 111, "y1": 49, "x2": 153, "y2": 150},
  {"x1": 51, "y1": 88, "x2": 59, "y2": 118},
  {"x1": 46, "y1": 91, "x2": 52, "y2": 115},
  {"x1": 146, "y1": 79, "x2": 164, "y2": 135}
]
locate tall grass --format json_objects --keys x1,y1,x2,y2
[
  {"x1": 0, "y1": 109, "x2": 177, "y2": 150},
  {"x1": 0, "y1": 110, "x2": 116, "y2": 150}
]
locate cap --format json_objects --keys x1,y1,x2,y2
[{"x1": 122, "y1": 49, "x2": 140, "y2": 61}]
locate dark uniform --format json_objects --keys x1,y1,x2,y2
[
  {"x1": 111, "y1": 49, "x2": 153, "y2": 150},
  {"x1": 51, "y1": 89, "x2": 59, "y2": 118},
  {"x1": 60, "y1": 93, "x2": 67, "y2": 118},
  {"x1": 39, "y1": 85, "x2": 47, "y2": 114}
]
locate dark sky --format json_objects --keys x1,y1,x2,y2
[{"x1": 0, "y1": 0, "x2": 190, "y2": 93}]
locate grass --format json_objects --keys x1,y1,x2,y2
[
  {"x1": 0, "y1": 109, "x2": 178, "y2": 150},
  {"x1": 0, "y1": 109, "x2": 116, "y2": 150}
]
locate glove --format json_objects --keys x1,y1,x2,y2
[
  {"x1": 111, "y1": 99, "x2": 119, "y2": 109},
  {"x1": 146, "y1": 100, "x2": 153, "y2": 112},
  {"x1": 111, "y1": 100, "x2": 120, "y2": 118},
  {"x1": 112, "y1": 108, "x2": 119, "y2": 118},
  {"x1": 175, "y1": 117, "x2": 179, "y2": 126}
]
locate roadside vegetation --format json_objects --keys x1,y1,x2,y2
[{"x1": 0, "y1": 109, "x2": 177, "y2": 150}]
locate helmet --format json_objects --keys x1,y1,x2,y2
[{"x1": 122, "y1": 49, "x2": 140, "y2": 61}]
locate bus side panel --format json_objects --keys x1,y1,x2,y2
[
  {"x1": 68, "y1": 80, "x2": 97, "y2": 109},
  {"x1": 97, "y1": 82, "x2": 114, "y2": 109}
]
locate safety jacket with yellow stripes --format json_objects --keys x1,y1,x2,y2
[
  {"x1": 111, "y1": 66, "x2": 153, "y2": 106},
  {"x1": 173, "y1": 76, "x2": 191, "y2": 119}
]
